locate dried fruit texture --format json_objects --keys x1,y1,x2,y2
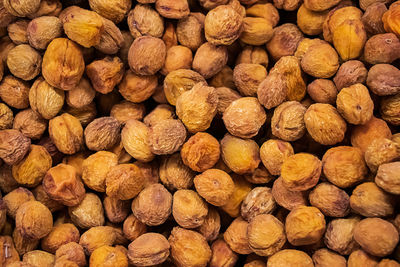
[
  {"x1": 28, "y1": 0, "x2": 62, "y2": 19},
  {"x1": 223, "y1": 97, "x2": 266, "y2": 139},
  {"x1": 111, "y1": 101, "x2": 145, "y2": 124},
  {"x1": 233, "y1": 64, "x2": 267, "y2": 97},
  {"x1": 215, "y1": 87, "x2": 241, "y2": 114},
  {"x1": 297, "y1": 4, "x2": 329, "y2": 35},
  {"x1": 7, "y1": 20, "x2": 28, "y2": 44},
  {"x1": 375, "y1": 162, "x2": 400, "y2": 194},
  {"x1": 304, "y1": 103, "x2": 347, "y2": 145},
  {"x1": 103, "y1": 196, "x2": 130, "y2": 223},
  {"x1": 66, "y1": 78, "x2": 95, "y2": 109},
  {"x1": 15, "y1": 201, "x2": 53, "y2": 240},
  {"x1": 378, "y1": 259, "x2": 400, "y2": 267},
  {"x1": 322, "y1": 146, "x2": 367, "y2": 188},
  {"x1": 68, "y1": 193, "x2": 105, "y2": 229},
  {"x1": 49, "y1": 113, "x2": 84, "y2": 155},
  {"x1": 132, "y1": 183, "x2": 172, "y2": 226},
  {"x1": 29, "y1": 77, "x2": 65, "y2": 120},
  {"x1": 89, "y1": 245, "x2": 128, "y2": 267},
  {"x1": 176, "y1": 83, "x2": 218, "y2": 133},
  {"x1": 247, "y1": 214, "x2": 286, "y2": 256},
  {"x1": 162, "y1": 45, "x2": 193, "y2": 75},
  {"x1": 266, "y1": 24, "x2": 303, "y2": 61},
  {"x1": 285, "y1": 206, "x2": 326, "y2": 246},
  {"x1": 12, "y1": 145, "x2": 52, "y2": 187},
  {"x1": 176, "y1": 13, "x2": 205, "y2": 52},
  {"x1": 333, "y1": 60, "x2": 368, "y2": 91},
  {"x1": 332, "y1": 19, "x2": 367, "y2": 61},
  {"x1": 42, "y1": 38, "x2": 85, "y2": 91},
  {"x1": 309, "y1": 183, "x2": 350, "y2": 217},
  {"x1": 267, "y1": 249, "x2": 314, "y2": 267},
  {"x1": 13, "y1": 227, "x2": 39, "y2": 255},
  {"x1": 60, "y1": 6, "x2": 104, "y2": 48},
  {"x1": 240, "y1": 17, "x2": 273, "y2": 46},
  {"x1": 271, "y1": 101, "x2": 306, "y2": 141},
  {"x1": 79, "y1": 226, "x2": 116, "y2": 255},
  {"x1": 364, "y1": 33, "x2": 400, "y2": 64},
  {"x1": 241, "y1": 187, "x2": 276, "y2": 221},
  {"x1": 193, "y1": 42, "x2": 228, "y2": 79},
  {"x1": 281, "y1": 153, "x2": 321, "y2": 191},
  {"x1": 6, "y1": 44, "x2": 41, "y2": 81},
  {"x1": 221, "y1": 134, "x2": 260, "y2": 175},
  {"x1": 362, "y1": 3, "x2": 387, "y2": 35},
  {"x1": 312, "y1": 249, "x2": 347, "y2": 267},
  {"x1": 181, "y1": 132, "x2": 220, "y2": 172},
  {"x1": 123, "y1": 214, "x2": 147, "y2": 241},
  {"x1": 22, "y1": 250, "x2": 55, "y2": 267},
  {"x1": 257, "y1": 72, "x2": 287, "y2": 109},
  {"x1": 0, "y1": 129, "x2": 30, "y2": 165},
  {"x1": 86, "y1": 57, "x2": 124, "y2": 95},
  {"x1": 0, "y1": 75, "x2": 29, "y2": 109},
  {"x1": 383, "y1": 3, "x2": 400, "y2": 37},
  {"x1": 367, "y1": 64, "x2": 400, "y2": 96},
  {"x1": 0, "y1": 236, "x2": 19, "y2": 265},
  {"x1": 0, "y1": 103, "x2": 13, "y2": 130},
  {"x1": 119, "y1": 70, "x2": 157, "y2": 103},
  {"x1": 224, "y1": 217, "x2": 251, "y2": 255},
  {"x1": 351, "y1": 117, "x2": 392, "y2": 154},
  {"x1": 204, "y1": 5, "x2": 243, "y2": 46},
  {"x1": 169, "y1": 227, "x2": 211, "y2": 267},
  {"x1": 336, "y1": 83, "x2": 374, "y2": 125},
  {"x1": 0, "y1": 166, "x2": 19, "y2": 194},
  {"x1": 43, "y1": 163, "x2": 85, "y2": 206},
  {"x1": 365, "y1": 138, "x2": 400, "y2": 173},
  {"x1": 3, "y1": 0, "x2": 40, "y2": 17},
  {"x1": 13, "y1": 109, "x2": 47, "y2": 140},
  {"x1": 381, "y1": 93, "x2": 400, "y2": 126},
  {"x1": 236, "y1": 46, "x2": 269, "y2": 68},
  {"x1": 106, "y1": 164, "x2": 146, "y2": 200},
  {"x1": 172, "y1": 189, "x2": 208, "y2": 229},
  {"x1": 301, "y1": 43, "x2": 339, "y2": 78},
  {"x1": 33, "y1": 184, "x2": 64, "y2": 212},
  {"x1": 41, "y1": 223, "x2": 80, "y2": 254},
  {"x1": 27, "y1": 16, "x2": 62, "y2": 50},
  {"x1": 94, "y1": 17, "x2": 124, "y2": 55},
  {"x1": 350, "y1": 182, "x2": 395, "y2": 217},
  {"x1": 209, "y1": 66, "x2": 234, "y2": 90},
  {"x1": 128, "y1": 36, "x2": 166, "y2": 76},
  {"x1": 354, "y1": 218, "x2": 399, "y2": 257},
  {"x1": 197, "y1": 207, "x2": 220, "y2": 242},
  {"x1": 194, "y1": 169, "x2": 234, "y2": 206},
  {"x1": 89, "y1": 0, "x2": 131, "y2": 23},
  {"x1": 82, "y1": 151, "x2": 118, "y2": 192},
  {"x1": 159, "y1": 153, "x2": 194, "y2": 190},
  {"x1": 307, "y1": 79, "x2": 337, "y2": 104},
  {"x1": 155, "y1": 0, "x2": 189, "y2": 19},
  {"x1": 209, "y1": 239, "x2": 238, "y2": 267},
  {"x1": 323, "y1": 6, "x2": 363, "y2": 43},
  {"x1": 148, "y1": 119, "x2": 187, "y2": 155},
  {"x1": 84, "y1": 117, "x2": 121, "y2": 151},
  {"x1": 304, "y1": 0, "x2": 340, "y2": 11},
  {"x1": 221, "y1": 175, "x2": 252, "y2": 217},
  {"x1": 128, "y1": 4, "x2": 164, "y2": 39},
  {"x1": 275, "y1": 56, "x2": 307, "y2": 101},
  {"x1": 273, "y1": 0, "x2": 302, "y2": 11},
  {"x1": 246, "y1": 2, "x2": 279, "y2": 27},
  {"x1": 260, "y1": 139, "x2": 293, "y2": 176},
  {"x1": 164, "y1": 70, "x2": 206, "y2": 106},
  {"x1": 4, "y1": 187, "x2": 35, "y2": 218},
  {"x1": 326, "y1": 215, "x2": 360, "y2": 256},
  {"x1": 127, "y1": 233, "x2": 169, "y2": 266},
  {"x1": 121, "y1": 119, "x2": 154, "y2": 162}
]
